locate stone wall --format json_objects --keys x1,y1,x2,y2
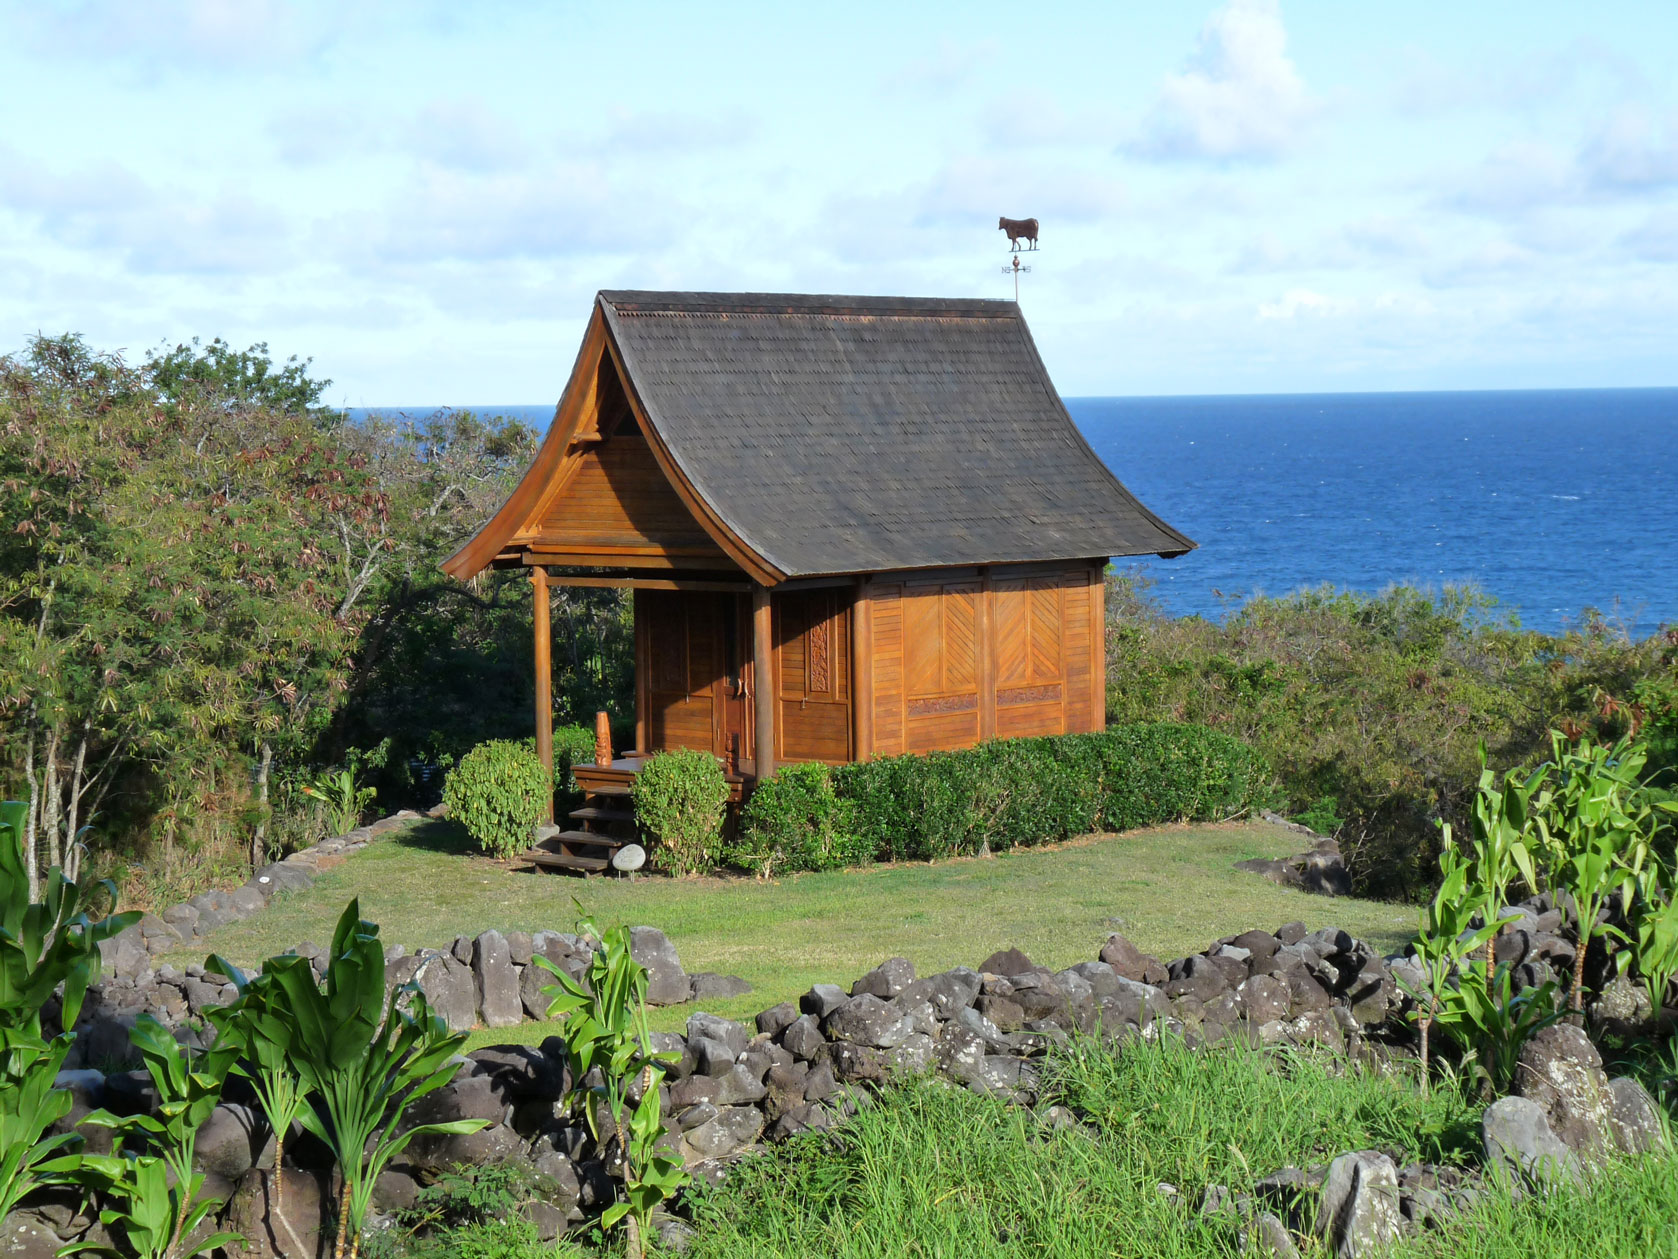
[{"x1": 16, "y1": 879, "x2": 1674, "y2": 1257}]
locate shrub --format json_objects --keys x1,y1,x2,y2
[
  {"x1": 442, "y1": 740, "x2": 550, "y2": 859},
  {"x1": 632, "y1": 749, "x2": 728, "y2": 876},
  {"x1": 728, "y1": 763, "x2": 866, "y2": 877},
  {"x1": 830, "y1": 723, "x2": 1269, "y2": 867},
  {"x1": 552, "y1": 724, "x2": 596, "y2": 790}
]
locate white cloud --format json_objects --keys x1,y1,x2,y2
[
  {"x1": 1623, "y1": 211, "x2": 1678, "y2": 262},
  {"x1": 1580, "y1": 105, "x2": 1678, "y2": 192},
  {"x1": 1257, "y1": 288, "x2": 1348, "y2": 319},
  {"x1": 916, "y1": 156, "x2": 1129, "y2": 227},
  {"x1": 1128, "y1": 0, "x2": 1313, "y2": 162}
]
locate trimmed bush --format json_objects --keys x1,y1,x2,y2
[
  {"x1": 633, "y1": 749, "x2": 729, "y2": 876},
  {"x1": 727, "y1": 762, "x2": 866, "y2": 878},
  {"x1": 827, "y1": 722, "x2": 1269, "y2": 870},
  {"x1": 442, "y1": 739, "x2": 551, "y2": 860}
]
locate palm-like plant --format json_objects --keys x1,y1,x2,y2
[
  {"x1": 205, "y1": 955, "x2": 313, "y2": 1257},
  {"x1": 537, "y1": 916, "x2": 686, "y2": 1259},
  {"x1": 266, "y1": 900, "x2": 485, "y2": 1259},
  {"x1": 74, "y1": 1015, "x2": 243, "y2": 1259},
  {"x1": 0, "y1": 798, "x2": 138, "y2": 1219},
  {"x1": 1460, "y1": 750, "x2": 1549, "y2": 982}
]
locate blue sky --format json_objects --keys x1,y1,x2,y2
[{"x1": 2, "y1": 1, "x2": 1676, "y2": 402}]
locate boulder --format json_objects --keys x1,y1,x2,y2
[
  {"x1": 1515, "y1": 1023, "x2": 1614, "y2": 1155},
  {"x1": 223, "y1": 1168, "x2": 333, "y2": 1259},
  {"x1": 521, "y1": 957, "x2": 558, "y2": 1019},
  {"x1": 756, "y1": 1001, "x2": 800, "y2": 1039},
  {"x1": 824, "y1": 994, "x2": 914, "y2": 1048},
  {"x1": 630, "y1": 926, "x2": 691, "y2": 1005},
  {"x1": 799, "y1": 983, "x2": 850, "y2": 1019},
  {"x1": 689, "y1": 972, "x2": 753, "y2": 1001},
  {"x1": 1482, "y1": 1095, "x2": 1579, "y2": 1186},
  {"x1": 1236, "y1": 839, "x2": 1351, "y2": 896},
  {"x1": 1247, "y1": 1213, "x2": 1302, "y2": 1259},
  {"x1": 851, "y1": 957, "x2": 915, "y2": 998},
  {"x1": 712, "y1": 1063, "x2": 769, "y2": 1106},
  {"x1": 413, "y1": 952, "x2": 478, "y2": 1033},
  {"x1": 408, "y1": 1121, "x2": 525, "y2": 1173},
  {"x1": 1237, "y1": 974, "x2": 1291, "y2": 1025},
  {"x1": 473, "y1": 931, "x2": 523, "y2": 1028},
  {"x1": 781, "y1": 1014, "x2": 826, "y2": 1061},
  {"x1": 505, "y1": 930, "x2": 535, "y2": 967},
  {"x1": 977, "y1": 947, "x2": 1039, "y2": 977},
  {"x1": 898, "y1": 968, "x2": 981, "y2": 1018},
  {"x1": 196, "y1": 1103, "x2": 272, "y2": 1179},
  {"x1": 680, "y1": 1105, "x2": 764, "y2": 1163},
  {"x1": 468, "y1": 1044, "x2": 569, "y2": 1105},
  {"x1": 687, "y1": 1013, "x2": 751, "y2": 1060},
  {"x1": 1606, "y1": 1076, "x2": 1669, "y2": 1155},
  {"x1": 1315, "y1": 1151, "x2": 1399, "y2": 1258},
  {"x1": 1164, "y1": 955, "x2": 1228, "y2": 1003},
  {"x1": 688, "y1": 1036, "x2": 738, "y2": 1078},
  {"x1": 99, "y1": 926, "x2": 149, "y2": 979}
]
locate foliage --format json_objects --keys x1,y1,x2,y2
[
  {"x1": 1398, "y1": 845, "x2": 1514, "y2": 1089},
  {"x1": 632, "y1": 749, "x2": 729, "y2": 877},
  {"x1": 825, "y1": 724, "x2": 1268, "y2": 871},
  {"x1": 1631, "y1": 890, "x2": 1678, "y2": 1015},
  {"x1": 728, "y1": 762, "x2": 864, "y2": 877},
  {"x1": 203, "y1": 951, "x2": 314, "y2": 1257},
  {"x1": 0, "y1": 333, "x2": 636, "y2": 895},
  {"x1": 553, "y1": 723, "x2": 598, "y2": 792},
  {"x1": 299, "y1": 757, "x2": 379, "y2": 837},
  {"x1": 265, "y1": 899, "x2": 487, "y2": 1259},
  {"x1": 0, "y1": 797, "x2": 137, "y2": 1219},
  {"x1": 1538, "y1": 733, "x2": 1660, "y2": 1010},
  {"x1": 442, "y1": 740, "x2": 551, "y2": 860},
  {"x1": 0, "y1": 1033, "x2": 81, "y2": 1224},
  {"x1": 536, "y1": 915, "x2": 687, "y2": 1257},
  {"x1": 1103, "y1": 573, "x2": 1678, "y2": 899},
  {"x1": 75, "y1": 1014, "x2": 242, "y2": 1259}
]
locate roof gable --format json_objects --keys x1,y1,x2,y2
[{"x1": 444, "y1": 290, "x2": 1195, "y2": 582}]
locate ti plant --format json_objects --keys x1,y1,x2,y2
[
  {"x1": 1541, "y1": 733, "x2": 1649, "y2": 1014},
  {"x1": 1631, "y1": 885, "x2": 1678, "y2": 1017},
  {"x1": 0, "y1": 798, "x2": 138, "y2": 1220},
  {"x1": 1399, "y1": 843, "x2": 1515, "y2": 1092},
  {"x1": 298, "y1": 763, "x2": 377, "y2": 838},
  {"x1": 205, "y1": 953, "x2": 313, "y2": 1257},
  {"x1": 1460, "y1": 749, "x2": 1549, "y2": 982},
  {"x1": 537, "y1": 914, "x2": 687, "y2": 1259},
  {"x1": 74, "y1": 1015, "x2": 243, "y2": 1259},
  {"x1": 266, "y1": 899, "x2": 486, "y2": 1259}
]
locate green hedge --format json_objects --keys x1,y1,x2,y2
[{"x1": 731, "y1": 723, "x2": 1270, "y2": 875}]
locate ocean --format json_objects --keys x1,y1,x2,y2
[{"x1": 357, "y1": 388, "x2": 1678, "y2": 637}]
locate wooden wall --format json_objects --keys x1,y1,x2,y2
[
  {"x1": 534, "y1": 433, "x2": 729, "y2": 560},
  {"x1": 774, "y1": 588, "x2": 852, "y2": 763},
  {"x1": 862, "y1": 562, "x2": 1104, "y2": 758}
]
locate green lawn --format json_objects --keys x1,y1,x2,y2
[{"x1": 174, "y1": 818, "x2": 1413, "y2": 1039}]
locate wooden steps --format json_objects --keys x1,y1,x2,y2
[{"x1": 527, "y1": 754, "x2": 750, "y2": 876}]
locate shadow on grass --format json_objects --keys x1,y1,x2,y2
[{"x1": 389, "y1": 818, "x2": 476, "y2": 857}]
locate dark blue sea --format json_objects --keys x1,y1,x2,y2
[{"x1": 356, "y1": 389, "x2": 1678, "y2": 637}]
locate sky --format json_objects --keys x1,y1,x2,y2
[{"x1": 2, "y1": 0, "x2": 1676, "y2": 403}]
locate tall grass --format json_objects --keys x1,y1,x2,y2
[{"x1": 669, "y1": 1037, "x2": 1677, "y2": 1259}]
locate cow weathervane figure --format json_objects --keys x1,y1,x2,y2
[
  {"x1": 998, "y1": 215, "x2": 1039, "y2": 252},
  {"x1": 998, "y1": 215, "x2": 1038, "y2": 300}
]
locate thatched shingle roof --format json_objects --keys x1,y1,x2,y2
[{"x1": 597, "y1": 291, "x2": 1193, "y2": 578}]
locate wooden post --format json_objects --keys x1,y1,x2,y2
[
  {"x1": 851, "y1": 580, "x2": 872, "y2": 761},
  {"x1": 594, "y1": 711, "x2": 613, "y2": 768},
  {"x1": 752, "y1": 585, "x2": 775, "y2": 780},
  {"x1": 531, "y1": 566, "x2": 553, "y2": 822}
]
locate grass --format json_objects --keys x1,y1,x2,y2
[
  {"x1": 175, "y1": 817, "x2": 1413, "y2": 1040},
  {"x1": 380, "y1": 1034, "x2": 1678, "y2": 1259}
]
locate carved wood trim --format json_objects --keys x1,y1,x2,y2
[
  {"x1": 907, "y1": 694, "x2": 978, "y2": 717},
  {"x1": 998, "y1": 683, "x2": 1062, "y2": 707}
]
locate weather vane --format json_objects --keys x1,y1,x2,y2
[{"x1": 998, "y1": 215, "x2": 1039, "y2": 300}]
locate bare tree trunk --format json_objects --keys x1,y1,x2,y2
[
  {"x1": 1418, "y1": 1014, "x2": 1431, "y2": 1095},
  {"x1": 1571, "y1": 936, "x2": 1589, "y2": 1017},
  {"x1": 252, "y1": 741, "x2": 273, "y2": 869},
  {"x1": 63, "y1": 732, "x2": 88, "y2": 882},
  {"x1": 42, "y1": 727, "x2": 62, "y2": 873},
  {"x1": 21, "y1": 720, "x2": 40, "y2": 900}
]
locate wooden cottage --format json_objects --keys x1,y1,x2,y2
[{"x1": 443, "y1": 290, "x2": 1194, "y2": 871}]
